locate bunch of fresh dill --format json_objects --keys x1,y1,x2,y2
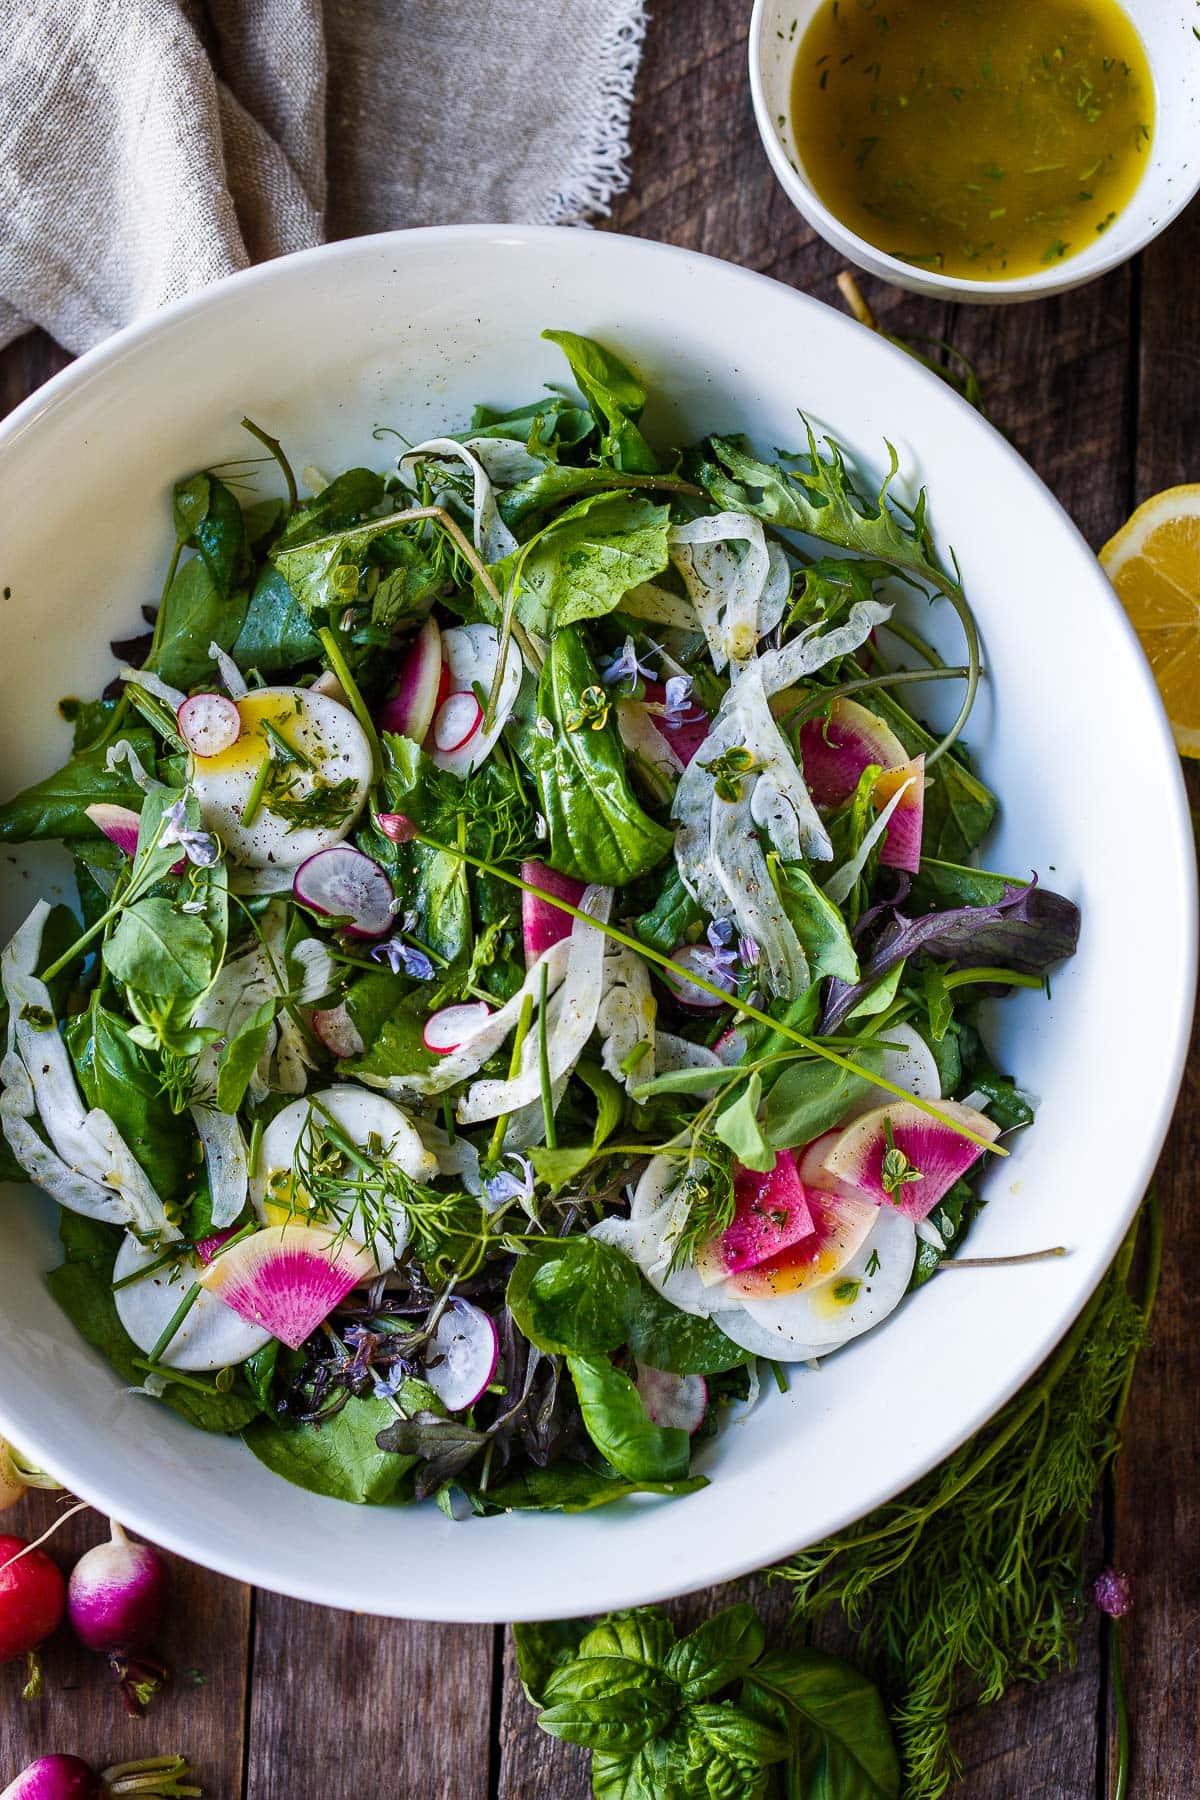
[{"x1": 772, "y1": 1195, "x2": 1158, "y2": 1798}]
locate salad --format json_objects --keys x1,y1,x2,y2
[{"x1": 0, "y1": 331, "x2": 1079, "y2": 1515}]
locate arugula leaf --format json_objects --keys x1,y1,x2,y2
[
  {"x1": 525, "y1": 626, "x2": 674, "y2": 885},
  {"x1": 242, "y1": 1389, "x2": 430, "y2": 1504},
  {"x1": 64, "y1": 999, "x2": 196, "y2": 1203},
  {"x1": 567, "y1": 1354, "x2": 691, "y2": 1482},
  {"x1": 0, "y1": 729, "x2": 157, "y2": 843},
  {"x1": 486, "y1": 492, "x2": 670, "y2": 635},
  {"x1": 740, "y1": 1648, "x2": 901, "y2": 1800},
  {"x1": 664, "y1": 1602, "x2": 765, "y2": 1702},
  {"x1": 463, "y1": 392, "x2": 592, "y2": 451},
  {"x1": 232, "y1": 566, "x2": 322, "y2": 674},
  {"x1": 763, "y1": 1049, "x2": 885, "y2": 1150},
  {"x1": 542, "y1": 330, "x2": 659, "y2": 474}
]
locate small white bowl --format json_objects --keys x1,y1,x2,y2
[{"x1": 750, "y1": 0, "x2": 1200, "y2": 303}]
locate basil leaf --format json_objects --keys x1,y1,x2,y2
[
  {"x1": 214, "y1": 997, "x2": 278, "y2": 1115},
  {"x1": 0, "y1": 729, "x2": 157, "y2": 844},
  {"x1": 566, "y1": 1354, "x2": 691, "y2": 1482},
  {"x1": 685, "y1": 1701, "x2": 790, "y2": 1767},
  {"x1": 713, "y1": 1072, "x2": 774, "y2": 1172},
  {"x1": 488, "y1": 492, "x2": 670, "y2": 635},
  {"x1": 543, "y1": 1653, "x2": 666, "y2": 1709},
  {"x1": 542, "y1": 330, "x2": 659, "y2": 474},
  {"x1": 740, "y1": 1648, "x2": 901, "y2": 1800},
  {"x1": 527, "y1": 626, "x2": 674, "y2": 886},
  {"x1": 580, "y1": 1609, "x2": 676, "y2": 1671},
  {"x1": 538, "y1": 1688, "x2": 676, "y2": 1754},
  {"x1": 589, "y1": 1751, "x2": 660, "y2": 1800},
  {"x1": 513, "y1": 1620, "x2": 591, "y2": 1707},
  {"x1": 763, "y1": 1049, "x2": 884, "y2": 1150},
  {"x1": 664, "y1": 1602, "x2": 765, "y2": 1702}
]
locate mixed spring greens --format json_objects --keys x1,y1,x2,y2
[{"x1": 0, "y1": 331, "x2": 1079, "y2": 1514}]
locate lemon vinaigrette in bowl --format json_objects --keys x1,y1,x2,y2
[{"x1": 790, "y1": 0, "x2": 1154, "y2": 281}]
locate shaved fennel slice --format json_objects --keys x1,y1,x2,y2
[
  {"x1": 190, "y1": 901, "x2": 317, "y2": 1103},
  {"x1": 759, "y1": 541, "x2": 792, "y2": 640},
  {"x1": 397, "y1": 437, "x2": 517, "y2": 563},
  {"x1": 105, "y1": 738, "x2": 156, "y2": 793},
  {"x1": 620, "y1": 581, "x2": 700, "y2": 630},
  {"x1": 189, "y1": 1104, "x2": 248, "y2": 1228},
  {"x1": 208, "y1": 640, "x2": 248, "y2": 699},
  {"x1": 463, "y1": 436, "x2": 545, "y2": 487},
  {"x1": 364, "y1": 938, "x2": 573, "y2": 1101},
  {"x1": 457, "y1": 887, "x2": 612, "y2": 1123},
  {"x1": 597, "y1": 943, "x2": 657, "y2": 1093},
  {"x1": 823, "y1": 776, "x2": 913, "y2": 906},
  {"x1": 0, "y1": 903, "x2": 170, "y2": 1236},
  {"x1": 655, "y1": 1032, "x2": 723, "y2": 1098},
  {"x1": 669, "y1": 512, "x2": 772, "y2": 673},
  {"x1": 119, "y1": 665, "x2": 186, "y2": 713},
  {"x1": 757, "y1": 598, "x2": 892, "y2": 697},
  {"x1": 616, "y1": 699, "x2": 683, "y2": 802},
  {"x1": 710, "y1": 790, "x2": 810, "y2": 997}
]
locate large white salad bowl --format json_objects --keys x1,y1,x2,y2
[{"x1": 0, "y1": 227, "x2": 1192, "y2": 1621}]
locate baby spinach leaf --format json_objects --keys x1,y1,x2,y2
[
  {"x1": 526, "y1": 626, "x2": 674, "y2": 886},
  {"x1": 464, "y1": 1462, "x2": 707, "y2": 1514},
  {"x1": 243, "y1": 1389, "x2": 428, "y2": 1504},
  {"x1": 631, "y1": 866, "x2": 703, "y2": 956},
  {"x1": 763, "y1": 1049, "x2": 884, "y2": 1150},
  {"x1": 232, "y1": 566, "x2": 321, "y2": 674},
  {"x1": 487, "y1": 493, "x2": 670, "y2": 636},
  {"x1": 0, "y1": 729, "x2": 156, "y2": 843},
  {"x1": 173, "y1": 471, "x2": 247, "y2": 597},
  {"x1": 713, "y1": 1072, "x2": 774, "y2": 1172},
  {"x1": 776, "y1": 863, "x2": 860, "y2": 983},
  {"x1": 215, "y1": 997, "x2": 277, "y2": 1114},
  {"x1": 65, "y1": 998, "x2": 196, "y2": 1203},
  {"x1": 567, "y1": 1354, "x2": 691, "y2": 1482},
  {"x1": 543, "y1": 330, "x2": 659, "y2": 474},
  {"x1": 154, "y1": 555, "x2": 248, "y2": 690},
  {"x1": 514, "y1": 1620, "x2": 593, "y2": 1707},
  {"x1": 664, "y1": 1602, "x2": 765, "y2": 1702},
  {"x1": 740, "y1": 1647, "x2": 901, "y2": 1800}
]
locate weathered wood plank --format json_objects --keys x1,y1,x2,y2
[{"x1": 0, "y1": 1491, "x2": 251, "y2": 1795}]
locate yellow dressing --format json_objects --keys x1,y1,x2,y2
[{"x1": 791, "y1": 0, "x2": 1154, "y2": 280}]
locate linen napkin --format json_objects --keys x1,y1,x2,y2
[{"x1": 0, "y1": 0, "x2": 647, "y2": 354}]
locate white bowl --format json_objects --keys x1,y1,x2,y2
[
  {"x1": 0, "y1": 227, "x2": 1193, "y2": 1621},
  {"x1": 749, "y1": 0, "x2": 1200, "y2": 303}
]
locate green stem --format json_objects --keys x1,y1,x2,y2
[
  {"x1": 131, "y1": 1359, "x2": 221, "y2": 1397},
  {"x1": 941, "y1": 966, "x2": 1045, "y2": 993},
  {"x1": 538, "y1": 962, "x2": 556, "y2": 1150},
  {"x1": 240, "y1": 751, "x2": 272, "y2": 828},
  {"x1": 240, "y1": 415, "x2": 298, "y2": 510},
  {"x1": 488, "y1": 991, "x2": 534, "y2": 1163},
  {"x1": 410, "y1": 832, "x2": 1003, "y2": 1156},
  {"x1": 1110, "y1": 1618, "x2": 1130, "y2": 1800},
  {"x1": 880, "y1": 615, "x2": 946, "y2": 669},
  {"x1": 41, "y1": 899, "x2": 123, "y2": 983},
  {"x1": 926, "y1": 584, "x2": 981, "y2": 769},
  {"x1": 317, "y1": 625, "x2": 381, "y2": 781},
  {"x1": 779, "y1": 665, "x2": 969, "y2": 730},
  {"x1": 147, "y1": 1282, "x2": 201, "y2": 1365}
]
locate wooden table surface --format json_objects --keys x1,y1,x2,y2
[{"x1": 2, "y1": 4, "x2": 1197, "y2": 1794}]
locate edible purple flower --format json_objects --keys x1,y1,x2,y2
[
  {"x1": 482, "y1": 1153, "x2": 535, "y2": 1213},
  {"x1": 601, "y1": 636, "x2": 656, "y2": 693},
  {"x1": 160, "y1": 796, "x2": 219, "y2": 867},
  {"x1": 738, "y1": 935, "x2": 760, "y2": 967},
  {"x1": 371, "y1": 937, "x2": 435, "y2": 980},
  {"x1": 663, "y1": 674, "x2": 696, "y2": 724},
  {"x1": 1093, "y1": 1568, "x2": 1133, "y2": 1618}
]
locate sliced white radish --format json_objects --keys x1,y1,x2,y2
[
  {"x1": 310, "y1": 669, "x2": 350, "y2": 705},
  {"x1": 841, "y1": 1023, "x2": 941, "y2": 1122},
  {"x1": 190, "y1": 685, "x2": 371, "y2": 870},
  {"x1": 422, "y1": 1300, "x2": 499, "y2": 1412},
  {"x1": 736, "y1": 1206, "x2": 916, "y2": 1354},
  {"x1": 196, "y1": 1223, "x2": 377, "y2": 1350},
  {"x1": 178, "y1": 692, "x2": 242, "y2": 757},
  {"x1": 432, "y1": 690, "x2": 483, "y2": 754},
  {"x1": 310, "y1": 1003, "x2": 365, "y2": 1060},
  {"x1": 714, "y1": 1027, "x2": 746, "y2": 1066},
  {"x1": 113, "y1": 1234, "x2": 271, "y2": 1371},
  {"x1": 293, "y1": 845, "x2": 396, "y2": 939},
  {"x1": 709, "y1": 1306, "x2": 834, "y2": 1363},
  {"x1": 431, "y1": 624, "x2": 522, "y2": 777},
  {"x1": 85, "y1": 802, "x2": 141, "y2": 858},
  {"x1": 636, "y1": 1365, "x2": 708, "y2": 1434},
  {"x1": 424, "y1": 1001, "x2": 492, "y2": 1055},
  {"x1": 378, "y1": 618, "x2": 443, "y2": 742},
  {"x1": 188, "y1": 1103, "x2": 248, "y2": 1229},
  {"x1": 250, "y1": 1087, "x2": 434, "y2": 1273},
  {"x1": 207, "y1": 640, "x2": 249, "y2": 700}
]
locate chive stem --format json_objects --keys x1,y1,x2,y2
[
  {"x1": 147, "y1": 1282, "x2": 201, "y2": 1364},
  {"x1": 240, "y1": 750, "x2": 272, "y2": 828}
]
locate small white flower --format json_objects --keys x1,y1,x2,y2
[
  {"x1": 663, "y1": 675, "x2": 697, "y2": 725},
  {"x1": 160, "y1": 797, "x2": 220, "y2": 867}
]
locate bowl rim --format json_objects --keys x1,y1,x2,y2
[
  {"x1": 746, "y1": 0, "x2": 1200, "y2": 302},
  {"x1": 0, "y1": 223, "x2": 1194, "y2": 1618}
]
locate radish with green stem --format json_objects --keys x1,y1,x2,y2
[
  {"x1": 0, "y1": 1440, "x2": 60, "y2": 1513},
  {"x1": 0, "y1": 1532, "x2": 67, "y2": 1699},
  {"x1": 67, "y1": 1522, "x2": 170, "y2": 1714},
  {"x1": 1, "y1": 1754, "x2": 202, "y2": 1798}
]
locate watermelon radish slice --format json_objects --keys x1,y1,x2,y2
[
  {"x1": 636, "y1": 1366, "x2": 708, "y2": 1434},
  {"x1": 874, "y1": 754, "x2": 925, "y2": 872},
  {"x1": 178, "y1": 692, "x2": 242, "y2": 758},
  {"x1": 520, "y1": 860, "x2": 586, "y2": 966},
  {"x1": 112, "y1": 1233, "x2": 271, "y2": 1370},
  {"x1": 84, "y1": 802, "x2": 142, "y2": 858},
  {"x1": 695, "y1": 1150, "x2": 814, "y2": 1285},
  {"x1": 196, "y1": 1223, "x2": 376, "y2": 1349},
  {"x1": 378, "y1": 618, "x2": 443, "y2": 742},
  {"x1": 424, "y1": 1001, "x2": 492, "y2": 1054},
  {"x1": 718, "y1": 1182, "x2": 878, "y2": 1299},
  {"x1": 432, "y1": 690, "x2": 483, "y2": 754},
  {"x1": 642, "y1": 680, "x2": 710, "y2": 766},
  {"x1": 422, "y1": 1300, "x2": 499, "y2": 1412},
  {"x1": 797, "y1": 698, "x2": 907, "y2": 805},
  {"x1": 293, "y1": 845, "x2": 396, "y2": 938},
  {"x1": 822, "y1": 1098, "x2": 1000, "y2": 1221}
]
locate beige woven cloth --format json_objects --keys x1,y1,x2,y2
[{"x1": 0, "y1": 0, "x2": 647, "y2": 353}]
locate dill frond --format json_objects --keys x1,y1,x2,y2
[{"x1": 665, "y1": 1137, "x2": 737, "y2": 1273}]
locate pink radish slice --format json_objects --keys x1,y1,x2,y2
[
  {"x1": 432, "y1": 691, "x2": 483, "y2": 754},
  {"x1": 377, "y1": 618, "x2": 443, "y2": 741},
  {"x1": 84, "y1": 802, "x2": 141, "y2": 858},
  {"x1": 196, "y1": 1223, "x2": 376, "y2": 1349},
  {"x1": 642, "y1": 681, "x2": 710, "y2": 766},
  {"x1": 696, "y1": 1150, "x2": 814, "y2": 1283},
  {"x1": 310, "y1": 1003, "x2": 365, "y2": 1059},
  {"x1": 376, "y1": 811, "x2": 417, "y2": 844},
  {"x1": 822, "y1": 1098, "x2": 1001, "y2": 1222},
  {"x1": 521, "y1": 860, "x2": 586, "y2": 966},
  {"x1": 178, "y1": 692, "x2": 242, "y2": 758},
  {"x1": 636, "y1": 1366, "x2": 708, "y2": 1434},
  {"x1": 662, "y1": 944, "x2": 732, "y2": 1009},
  {"x1": 423, "y1": 1001, "x2": 492, "y2": 1054},
  {"x1": 713, "y1": 1027, "x2": 746, "y2": 1066},
  {"x1": 422, "y1": 1300, "x2": 499, "y2": 1412},
  {"x1": 875, "y1": 755, "x2": 925, "y2": 872},
  {"x1": 293, "y1": 845, "x2": 396, "y2": 939},
  {"x1": 797, "y1": 697, "x2": 907, "y2": 806},
  {"x1": 194, "y1": 1228, "x2": 239, "y2": 1266},
  {"x1": 1, "y1": 1756, "x2": 102, "y2": 1800}
]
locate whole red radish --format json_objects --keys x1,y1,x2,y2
[
  {"x1": 0, "y1": 1755, "x2": 100, "y2": 1799},
  {"x1": 67, "y1": 1523, "x2": 170, "y2": 1715},
  {"x1": 0, "y1": 1533, "x2": 66, "y2": 1698},
  {"x1": 0, "y1": 1754, "x2": 202, "y2": 1798}
]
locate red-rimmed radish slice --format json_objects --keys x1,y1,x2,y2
[
  {"x1": 422, "y1": 1300, "x2": 499, "y2": 1412},
  {"x1": 178, "y1": 692, "x2": 242, "y2": 758},
  {"x1": 432, "y1": 690, "x2": 483, "y2": 753},
  {"x1": 713, "y1": 1026, "x2": 747, "y2": 1066},
  {"x1": 378, "y1": 618, "x2": 443, "y2": 742},
  {"x1": 310, "y1": 1003, "x2": 365, "y2": 1060},
  {"x1": 423, "y1": 1001, "x2": 492, "y2": 1055},
  {"x1": 635, "y1": 1366, "x2": 708, "y2": 1434},
  {"x1": 797, "y1": 697, "x2": 907, "y2": 806},
  {"x1": 874, "y1": 754, "x2": 925, "y2": 872},
  {"x1": 642, "y1": 680, "x2": 711, "y2": 766},
  {"x1": 293, "y1": 845, "x2": 396, "y2": 939},
  {"x1": 521, "y1": 860, "x2": 586, "y2": 966},
  {"x1": 661, "y1": 944, "x2": 733, "y2": 1008},
  {"x1": 798, "y1": 1129, "x2": 865, "y2": 1202},
  {"x1": 822, "y1": 1098, "x2": 1000, "y2": 1221},
  {"x1": 375, "y1": 811, "x2": 417, "y2": 843},
  {"x1": 695, "y1": 1150, "x2": 814, "y2": 1285},
  {"x1": 0, "y1": 1754, "x2": 102, "y2": 1800},
  {"x1": 84, "y1": 802, "x2": 141, "y2": 858},
  {"x1": 112, "y1": 1234, "x2": 271, "y2": 1370},
  {"x1": 196, "y1": 1223, "x2": 376, "y2": 1349},
  {"x1": 431, "y1": 623, "x2": 522, "y2": 777}
]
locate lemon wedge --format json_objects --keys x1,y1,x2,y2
[{"x1": 1100, "y1": 485, "x2": 1200, "y2": 758}]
